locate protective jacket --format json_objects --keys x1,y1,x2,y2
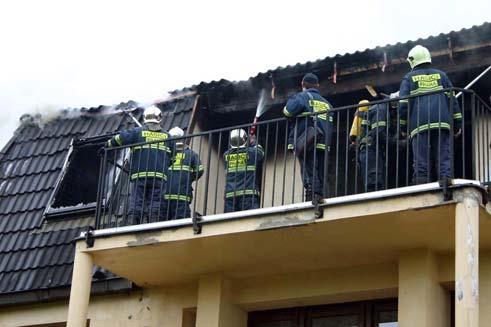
[
  {"x1": 399, "y1": 66, "x2": 462, "y2": 137},
  {"x1": 350, "y1": 104, "x2": 388, "y2": 145},
  {"x1": 165, "y1": 148, "x2": 204, "y2": 202},
  {"x1": 107, "y1": 126, "x2": 174, "y2": 181},
  {"x1": 283, "y1": 88, "x2": 334, "y2": 151},
  {"x1": 224, "y1": 144, "x2": 264, "y2": 198}
]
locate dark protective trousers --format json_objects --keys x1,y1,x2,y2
[
  {"x1": 127, "y1": 178, "x2": 166, "y2": 224},
  {"x1": 358, "y1": 144, "x2": 385, "y2": 192},
  {"x1": 411, "y1": 129, "x2": 451, "y2": 184},
  {"x1": 224, "y1": 195, "x2": 260, "y2": 213},
  {"x1": 165, "y1": 200, "x2": 191, "y2": 220},
  {"x1": 298, "y1": 149, "x2": 327, "y2": 198}
]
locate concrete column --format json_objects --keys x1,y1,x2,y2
[
  {"x1": 67, "y1": 242, "x2": 93, "y2": 327},
  {"x1": 195, "y1": 273, "x2": 246, "y2": 327},
  {"x1": 398, "y1": 249, "x2": 449, "y2": 327},
  {"x1": 455, "y1": 189, "x2": 480, "y2": 327}
]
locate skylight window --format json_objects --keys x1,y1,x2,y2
[{"x1": 45, "y1": 137, "x2": 122, "y2": 219}]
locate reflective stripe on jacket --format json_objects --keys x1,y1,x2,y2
[
  {"x1": 224, "y1": 144, "x2": 264, "y2": 198},
  {"x1": 283, "y1": 88, "x2": 334, "y2": 151},
  {"x1": 398, "y1": 66, "x2": 462, "y2": 137},
  {"x1": 107, "y1": 127, "x2": 174, "y2": 181},
  {"x1": 165, "y1": 148, "x2": 204, "y2": 201}
]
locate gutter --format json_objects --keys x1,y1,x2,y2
[
  {"x1": 79, "y1": 179, "x2": 485, "y2": 240},
  {"x1": 0, "y1": 278, "x2": 134, "y2": 308}
]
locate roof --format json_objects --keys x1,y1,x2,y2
[
  {"x1": 157, "y1": 93, "x2": 197, "y2": 133},
  {"x1": 194, "y1": 22, "x2": 491, "y2": 98},
  {"x1": 0, "y1": 96, "x2": 196, "y2": 300},
  {"x1": 0, "y1": 21, "x2": 489, "y2": 302}
]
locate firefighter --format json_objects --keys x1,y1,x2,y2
[
  {"x1": 350, "y1": 99, "x2": 388, "y2": 192},
  {"x1": 107, "y1": 105, "x2": 174, "y2": 224},
  {"x1": 283, "y1": 73, "x2": 334, "y2": 204},
  {"x1": 223, "y1": 129, "x2": 264, "y2": 213},
  {"x1": 399, "y1": 45, "x2": 462, "y2": 184},
  {"x1": 164, "y1": 127, "x2": 204, "y2": 219}
]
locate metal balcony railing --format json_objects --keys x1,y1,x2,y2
[{"x1": 94, "y1": 88, "x2": 491, "y2": 230}]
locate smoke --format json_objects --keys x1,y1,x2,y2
[
  {"x1": 27, "y1": 104, "x2": 84, "y2": 128},
  {"x1": 255, "y1": 89, "x2": 269, "y2": 118},
  {"x1": 0, "y1": 93, "x2": 173, "y2": 152}
]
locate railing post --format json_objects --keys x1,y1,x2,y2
[
  {"x1": 94, "y1": 150, "x2": 105, "y2": 230},
  {"x1": 449, "y1": 91, "x2": 455, "y2": 179}
]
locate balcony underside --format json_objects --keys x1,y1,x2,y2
[{"x1": 86, "y1": 185, "x2": 491, "y2": 288}]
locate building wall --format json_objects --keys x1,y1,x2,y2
[
  {"x1": 0, "y1": 285, "x2": 197, "y2": 327},
  {"x1": 1, "y1": 253, "x2": 490, "y2": 327}
]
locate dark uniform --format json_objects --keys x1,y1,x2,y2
[
  {"x1": 356, "y1": 103, "x2": 388, "y2": 192},
  {"x1": 164, "y1": 148, "x2": 204, "y2": 219},
  {"x1": 399, "y1": 66, "x2": 462, "y2": 184},
  {"x1": 224, "y1": 143, "x2": 264, "y2": 213},
  {"x1": 107, "y1": 127, "x2": 174, "y2": 223},
  {"x1": 283, "y1": 88, "x2": 334, "y2": 198}
]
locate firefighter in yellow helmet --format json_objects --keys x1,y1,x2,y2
[{"x1": 350, "y1": 98, "x2": 391, "y2": 192}]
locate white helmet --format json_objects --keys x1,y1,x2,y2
[
  {"x1": 169, "y1": 126, "x2": 184, "y2": 138},
  {"x1": 143, "y1": 105, "x2": 162, "y2": 124},
  {"x1": 389, "y1": 91, "x2": 399, "y2": 99},
  {"x1": 169, "y1": 126, "x2": 185, "y2": 146},
  {"x1": 230, "y1": 129, "x2": 247, "y2": 148},
  {"x1": 389, "y1": 91, "x2": 399, "y2": 109},
  {"x1": 407, "y1": 45, "x2": 432, "y2": 69}
]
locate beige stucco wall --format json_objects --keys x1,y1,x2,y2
[
  {"x1": 190, "y1": 124, "x2": 305, "y2": 215},
  {"x1": 1, "y1": 253, "x2": 491, "y2": 326},
  {"x1": 473, "y1": 112, "x2": 491, "y2": 183},
  {"x1": 261, "y1": 152, "x2": 304, "y2": 207},
  {"x1": 479, "y1": 251, "x2": 491, "y2": 324},
  {"x1": 0, "y1": 285, "x2": 197, "y2": 327}
]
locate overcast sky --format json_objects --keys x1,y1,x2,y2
[{"x1": 1, "y1": 0, "x2": 490, "y2": 149}]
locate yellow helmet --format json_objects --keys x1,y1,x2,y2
[
  {"x1": 407, "y1": 45, "x2": 432, "y2": 69},
  {"x1": 358, "y1": 100, "x2": 369, "y2": 112}
]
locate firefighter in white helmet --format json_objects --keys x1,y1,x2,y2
[
  {"x1": 223, "y1": 129, "x2": 264, "y2": 212},
  {"x1": 107, "y1": 105, "x2": 174, "y2": 223},
  {"x1": 164, "y1": 127, "x2": 204, "y2": 219},
  {"x1": 399, "y1": 45, "x2": 462, "y2": 184}
]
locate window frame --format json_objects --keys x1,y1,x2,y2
[
  {"x1": 248, "y1": 298, "x2": 398, "y2": 327},
  {"x1": 44, "y1": 136, "x2": 111, "y2": 220}
]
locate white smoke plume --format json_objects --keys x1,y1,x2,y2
[{"x1": 0, "y1": 92, "x2": 172, "y2": 152}]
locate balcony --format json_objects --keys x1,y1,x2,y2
[{"x1": 66, "y1": 89, "x2": 491, "y2": 327}]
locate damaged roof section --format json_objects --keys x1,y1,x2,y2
[
  {"x1": 157, "y1": 92, "x2": 197, "y2": 133},
  {"x1": 195, "y1": 22, "x2": 491, "y2": 113},
  {"x1": 0, "y1": 108, "x2": 129, "y2": 296},
  {"x1": 0, "y1": 95, "x2": 196, "y2": 302}
]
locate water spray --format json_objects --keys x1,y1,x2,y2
[
  {"x1": 116, "y1": 91, "x2": 197, "y2": 128},
  {"x1": 249, "y1": 90, "x2": 269, "y2": 137}
]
